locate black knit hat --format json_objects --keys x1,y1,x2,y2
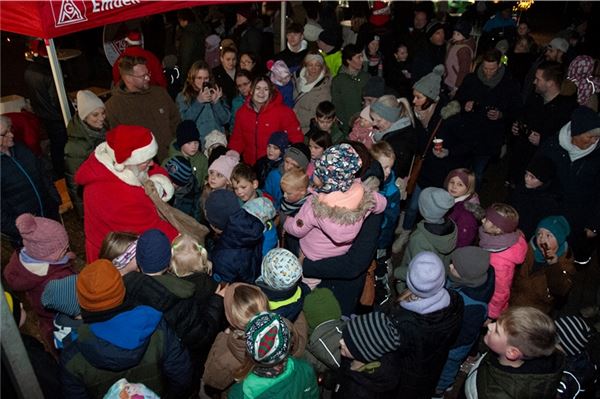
[
  {"x1": 176, "y1": 120, "x2": 200, "y2": 149},
  {"x1": 426, "y1": 21, "x2": 445, "y2": 39},
  {"x1": 571, "y1": 106, "x2": 600, "y2": 137},
  {"x1": 342, "y1": 311, "x2": 400, "y2": 363},
  {"x1": 318, "y1": 29, "x2": 338, "y2": 47},
  {"x1": 526, "y1": 156, "x2": 555, "y2": 184},
  {"x1": 454, "y1": 19, "x2": 472, "y2": 39}
]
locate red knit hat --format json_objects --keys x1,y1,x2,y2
[
  {"x1": 16, "y1": 213, "x2": 69, "y2": 262},
  {"x1": 76, "y1": 259, "x2": 126, "y2": 312},
  {"x1": 369, "y1": 1, "x2": 391, "y2": 27},
  {"x1": 105, "y1": 125, "x2": 158, "y2": 171},
  {"x1": 125, "y1": 31, "x2": 142, "y2": 46}
]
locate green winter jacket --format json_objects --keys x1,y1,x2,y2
[
  {"x1": 64, "y1": 115, "x2": 106, "y2": 214},
  {"x1": 228, "y1": 357, "x2": 319, "y2": 399},
  {"x1": 163, "y1": 140, "x2": 209, "y2": 187},
  {"x1": 331, "y1": 66, "x2": 370, "y2": 134}
]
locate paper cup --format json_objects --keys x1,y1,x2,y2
[{"x1": 433, "y1": 138, "x2": 444, "y2": 152}]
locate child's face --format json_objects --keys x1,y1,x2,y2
[
  {"x1": 484, "y1": 321, "x2": 510, "y2": 356},
  {"x1": 284, "y1": 157, "x2": 300, "y2": 173},
  {"x1": 232, "y1": 177, "x2": 259, "y2": 202},
  {"x1": 308, "y1": 139, "x2": 325, "y2": 160},
  {"x1": 536, "y1": 228, "x2": 558, "y2": 254},
  {"x1": 359, "y1": 116, "x2": 374, "y2": 128},
  {"x1": 267, "y1": 144, "x2": 282, "y2": 161},
  {"x1": 208, "y1": 169, "x2": 228, "y2": 189},
  {"x1": 316, "y1": 116, "x2": 334, "y2": 133},
  {"x1": 394, "y1": 46, "x2": 408, "y2": 62},
  {"x1": 447, "y1": 176, "x2": 468, "y2": 198},
  {"x1": 524, "y1": 171, "x2": 543, "y2": 189},
  {"x1": 282, "y1": 185, "x2": 307, "y2": 203},
  {"x1": 376, "y1": 155, "x2": 394, "y2": 181},
  {"x1": 482, "y1": 218, "x2": 503, "y2": 235},
  {"x1": 181, "y1": 141, "x2": 200, "y2": 157}
]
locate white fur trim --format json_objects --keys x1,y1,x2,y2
[
  {"x1": 149, "y1": 174, "x2": 174, "y2": 202},
  {"x1": 94, "y1": 142, "x2": 145, "y2": 186},
  {"x1": 103, "y1": 134, "x2": 158, "y2": 171}
]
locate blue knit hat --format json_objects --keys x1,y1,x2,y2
[
  {"x1": 136, "y1": 229, "x2": 172, "y2": 274},
  {"x1": 176, "y1": 120, "x2": 200, "y2": 148},
  {"x1": 205, "y1": 190, "x2": 241, "y2": 231},
  {"x1": 41, "y1": 274, "x2": 81, "y2": 317},
  {"x1": 314, "y1": 143, "x2": 362, "y2": 193},
  {"x1": 165, "y1": 155, "x2": 193, "y2": 186},
  {"x1": 268, "y1": 131, "x2": 289, "y2": 152}
]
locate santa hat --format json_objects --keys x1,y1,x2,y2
[
  {"x1": 125, "y1": 32, "x2": 142, "y2": 46},
  {"x1": 105, "y1": 125, "x2": 158, "y2": 171},
  {"x1": 369, "y1": 1, "x2": 391, "y2": 27}
]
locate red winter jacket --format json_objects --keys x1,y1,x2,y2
[
  {"x1": 229, "y1": 91, "x2": 303, "y2": 165},
  {"x1": 75, "y1": 154, "x2": 178, "y2": 262},
  {"x1": 112, "y1": 46, "x2": 167, "y2": 88}
]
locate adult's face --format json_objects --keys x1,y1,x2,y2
[
  {"x1": 0, "y1": 121, "x2": 15, "y2": 152},
  {"x1": 192, "y1": 68, "x2": 210, "y2": 91},
  {"x1": 367, "y1": 39, "x2": 380, "y2": 55},
  {"x1": 514, "y1": 38, "x2": 530, "y2": 54},
  {"x1": 84, "y1": 107, "x2": 106, "y2": 130},
  {"x1": 252, "y1": 80, "x2": 271, "y2": 107},
  {"x1": 221, "y1": 51, "x2": 237, "y2": 72},
  {"x1": 236, "y1": 75, "x2": 252, "y2": 97},
  {"x1": 305, "y1": 59, "x2": 323, "y2": 81},
  {"x1": 572, "y1": 132, "x2": 599, "y2": 150},
  {"x1": 125, "y1": 64, "x2": 150, "y2": 92},
  {"x1": 545, "y1": 48, "x2": 562, "y2": 62},
  {"x1": 414, "y1": 11, "x2": 427, "y2": 30},
  {"x1": 287, "y1": 32, "x2": 303, "y2": 48},
  {"x1": 347, "y1": 52, "x2": 363, "y2": 72},
  {"x1": 430, "y1": 28, "x2": 445, "y2": 46},
  {"x1": 239, "y1": 54, "x2": 255, "y2": 71},
  {"x1": 517, "y1": 22, "x2": 529, "y2": 36},
  {"x1": 370, "y1": 111, "x2": 392, "y2": 131},
  {"x1": 412, "y1": 89, "x2": 428, "y2": 108},
  {"x1": 482, "y1": 60, "x2": 500, "y2": 80},
  {"x1": 533, "y1": 69, "x2": 553, "y2": 96}
]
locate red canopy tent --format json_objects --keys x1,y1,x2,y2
[{"x1": 0, "y1": 0, "x2": 286, "y2": 125}]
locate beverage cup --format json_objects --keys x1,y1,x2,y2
[{"x1": 433, "y1": 138, "x2": 444, "y2": 152}]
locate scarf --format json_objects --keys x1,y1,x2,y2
[
  {"x1": 280, "y1": 194, "x2": 308, "y2": 216},
  {"x1": 19, "y1": 248, "x2": 73, "y2": 276},
  {"x1": 373, "y1": 116, "x2": 412, "y2": 142},
  {"x1": 567, "y1": 55, "x2": 600, "y2": 106},
  {"x1": 414, "y1": 103, "x2": 437, "y2": 130},
  {"x1": 253, "y1": 358, "x2": 288, "y2": 378},
  {"x1": 477, "y1": 64, "x2": 505, "y2": 88},
  {"x1": 400, "y1": 289, "x2": 450, "y2": 314},
  {"x1": 478, "y1": 227, "x2": 519, "y2": 252},
  {"x1": 558, "y1": 122, "x2": 598, "y2": 162},
  {"x1": 296, "y1": 67, "x2": 325, "y2": 94},
  {"x1": 531, "y1": 237, "x2": 568, "y2": 263}
]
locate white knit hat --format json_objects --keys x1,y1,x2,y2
[
  {"x1": 203, "y1": 130, "x2": 228, "y2": 157},
  {"x1": 77, "y1": 90, "x2": 104, "y2": 120}
]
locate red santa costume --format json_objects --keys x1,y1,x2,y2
[
  {"x1": 112, "y1": 32, "x2": 167, "y2": 88},
  {"x1": 75, "y1": 125, "x2": 178, "y2": 262}
]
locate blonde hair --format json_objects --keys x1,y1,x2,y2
[
  {"x1": 280, "y1": 169, "x2": 309, "y2": 192},
  {"x1": 370, "y1": 141, "x2": 396, "y2": 162},
  {"x1": 498, "y1": 307, "x2": 558, "y2": 358},
  {"x1": 444, "y1": 168, "x2": 476, "y2": 196},
  {"x1": 99, "y1": 232, "x2": 138, "y2": 260},
  {"x1": 170, "y1": 234, "x2": 212, "y2": 277},
  {"x1": 226, "y1": 284, "x2": 269, "y2": 331}
]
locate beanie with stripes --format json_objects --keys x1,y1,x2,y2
[{"x1": 342, "y1": 311, "x2": 401, "y2": 363}]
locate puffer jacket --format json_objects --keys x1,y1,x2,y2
[
  {"x1": 448, "y1": 195, "x2": 480, "y2": 248},
  {"x1": 175, "y1": 93, "x2": 230, "y2": 146},
  {"x1": 64, "y1": 115, "x2": 106, "y2": 215},
  {"x1": 485, "y1": 232, "x2": 528, "y2": 319},
  {"x1": 60, "y1": 306, "x2": 192, "y2": 399},
  {"x1": 284, "y1": 182, "x2": 387, "y2": 261},
  {"x1": 400, "y1": 220, "x2": 458, "y2": 269},
  {"x1": 293, "y1": 73, "x2": 332, "y2": 133},
  {"x1": 229, "y1": 90, "x2": 303, "y2": 165},
  {"x1": 211, "y1": 209, "x2": 264, "y2": 283}
]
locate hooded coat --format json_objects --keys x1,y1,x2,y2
[
  {"x1": 229, "y1": 91, "x2": 303, "y2": 165},
  {"x1": 400, "y1": 220, "x2": 458, "y2": 269},
  {"x1": 75, "y1": 150, "x2": 178, "y2": 262},
  {"x1": 331, "y1": 66, "x2": 370, "y2": 134},
  {"x1": 60, "y1": 306, "x2": 193, "y2": 398},
  {"x1": 211, "y1": 209, "x2": 264, "y2": 283}
]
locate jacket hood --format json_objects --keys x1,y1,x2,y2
[
  {"x1": 75, "y1": 306, "x2": 162, "y2": 371},
  {"x1": 416, "y1": 220, "x2": 458, "y2": 255},
  {"x1": 220, "y1": 209, "x2": 264, "y2": 248}
]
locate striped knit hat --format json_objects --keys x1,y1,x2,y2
[
  {"x1": 165, "y1": 155, "x2": 193, "y2": 186},
  {"x1": 245, "y1": 312, "x2": 291, "y2": 365},
  {"x1": 41, "y1": 274, "x2": 81, "y2": 317},
  {"x1": 555, "y1": 315, "x2": 591, "y2": 356},
  {"x1": 343, "y1": 311, "x2": 401, "y2": 363}
]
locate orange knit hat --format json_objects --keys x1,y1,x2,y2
[{"x1": 76, "y1": 259, "x2": 125, "y2": 311}]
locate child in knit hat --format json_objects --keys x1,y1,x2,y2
[
  {"x1": 204, "y1": 189, "x2": 242, "y2": 234},
  {"x1": 41, "y1": 274, "x2": 83, "y2": 349},
  {"x1": 228, "y1": 312, "x2": 319, "y2": 399},
  {"x1": 508, "y1": 156, "x2": 560, "y2": 239},
  {"x1": 284, "y1": 144, "x2": 387, "y2": 289},
  {"x1": 436, "y1": 246, "x2": 494, "y2": 395},
  {"x1": 348, "y1": 105, "x2": 377, "y2": 149},
  {"x1": 3, "y1": 213, "x2": 76, "y2": 350},
  {"x1": 268, "y1": 60, "x2": 294, "y2": 108},
  {"x1": 199, "y1": 151, "x2": 240, "y2": 222},
  {"x1": 255, "y1": 248, "x2": 310, "y2": 322},
  {"x1": 478, "y1": 203, "x2": 528, "y2": 320},
  {"x1": 394, "y1": 187, "x2": 457, "y2": 292},
  {"x1": 510, "y1": 215, "x2": 576, "y2": 314},
  {"x1": 99, "y1": 231, "x2": 139, "y2": 275},
  {"x1": 255, "y1": 131, "x2": 289, "y2": 188},
  {"x1": 280, "y1": 169, "x2": 310, "y2": 255},
  {"x1": 165, "y1": 155, "x2": 200, "y2": 218},
  {"x1": 203, "y1": 130, "x2": 228, "y2": 159},
  {"x1": 243, "y1": 197, "x2": 278, "y2": 256},
  {"x1": 445, "y1": 168, "x2": 482, "y2": 248},
  {"x1": 264, "y1": 142, "x2": 311, "y2": 209}
]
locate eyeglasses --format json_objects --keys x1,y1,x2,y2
[{"x1": 128, "y1": 71, "x2": 151, "y2": 80}]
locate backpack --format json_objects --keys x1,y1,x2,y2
[{"x1": 304, "y1": 319, "x2": 346, "y2": 373}]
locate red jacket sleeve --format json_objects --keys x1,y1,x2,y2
[{"x1": 282, "y1": 107, "x2": 304, "y2": 144}]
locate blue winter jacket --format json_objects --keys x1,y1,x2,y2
[
  {"x1": 175, "y1": 93, "x2": 230, "y2": 146},
  {"x1": 378, "y1": 171, "x2": 401, "y2": 250}
]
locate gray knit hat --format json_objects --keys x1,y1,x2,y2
[
  {"x1": 449, "y1": 246, "x2": 490, "y2": 288},
  {"x1": 418, "y1": 187, "x2": 454, "y2": 224},
  {"x1": 371, "y1": 99, "x2": 401, "y2": 123},
  {"x1": 413, "y1": 64, "x2": 445, "y2": 101},
  {"x1": 342, "y1": 311, "x2": 400, "y2": 363},
  {"x1": 284, "y1": 143, "x2": 310, "y2": 170}
]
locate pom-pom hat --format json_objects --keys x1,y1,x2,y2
[
  {"x1": 105, "y1": 125, "x2": 158, "y2": 171},
  {"x1": 16, "y1": 213, "x2": 69, "y2": 262}
]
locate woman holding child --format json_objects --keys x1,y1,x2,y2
[
  {"x1": 293, "y1": 52, "x2": 332, "y2": 133},
  {"x1": 229, "y1": 76, "x2": 303, "y2": 165}
]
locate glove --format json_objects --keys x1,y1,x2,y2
[{"x1": 149, "y1": 174, "x2": 174, "y2": 202}]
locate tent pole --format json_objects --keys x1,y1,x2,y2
[
  {"x1": 280, "y1": 1, "x2": 287, "y2": 51},
  {"x1": 1, "y1": 280, "x2": 44, "y2": 399},
  {"x1": 44, "y1": 39, "x2": 71, "y2": 128}
]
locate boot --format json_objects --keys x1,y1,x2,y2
[{"x1": 392, "y1": 228, "x2": 411, "y2": 254}]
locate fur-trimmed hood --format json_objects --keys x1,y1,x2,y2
[{"x1": 312, "y1": 184, "x2": 379, "y2": 226}]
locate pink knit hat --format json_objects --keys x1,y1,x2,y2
[
  {"x1": 16, "y1": 213, "x2": 69, "y2": 262},
  {"x1": 208, "y1": 152, "x2": 240, "y2": 180}
]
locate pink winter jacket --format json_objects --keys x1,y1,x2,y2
[
  {"x1": 284, "y1": 182, "x2": 387, "y2": 261},
  {"x1": 487, "y1": 233, "x2": 528, "y2": 319}
]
